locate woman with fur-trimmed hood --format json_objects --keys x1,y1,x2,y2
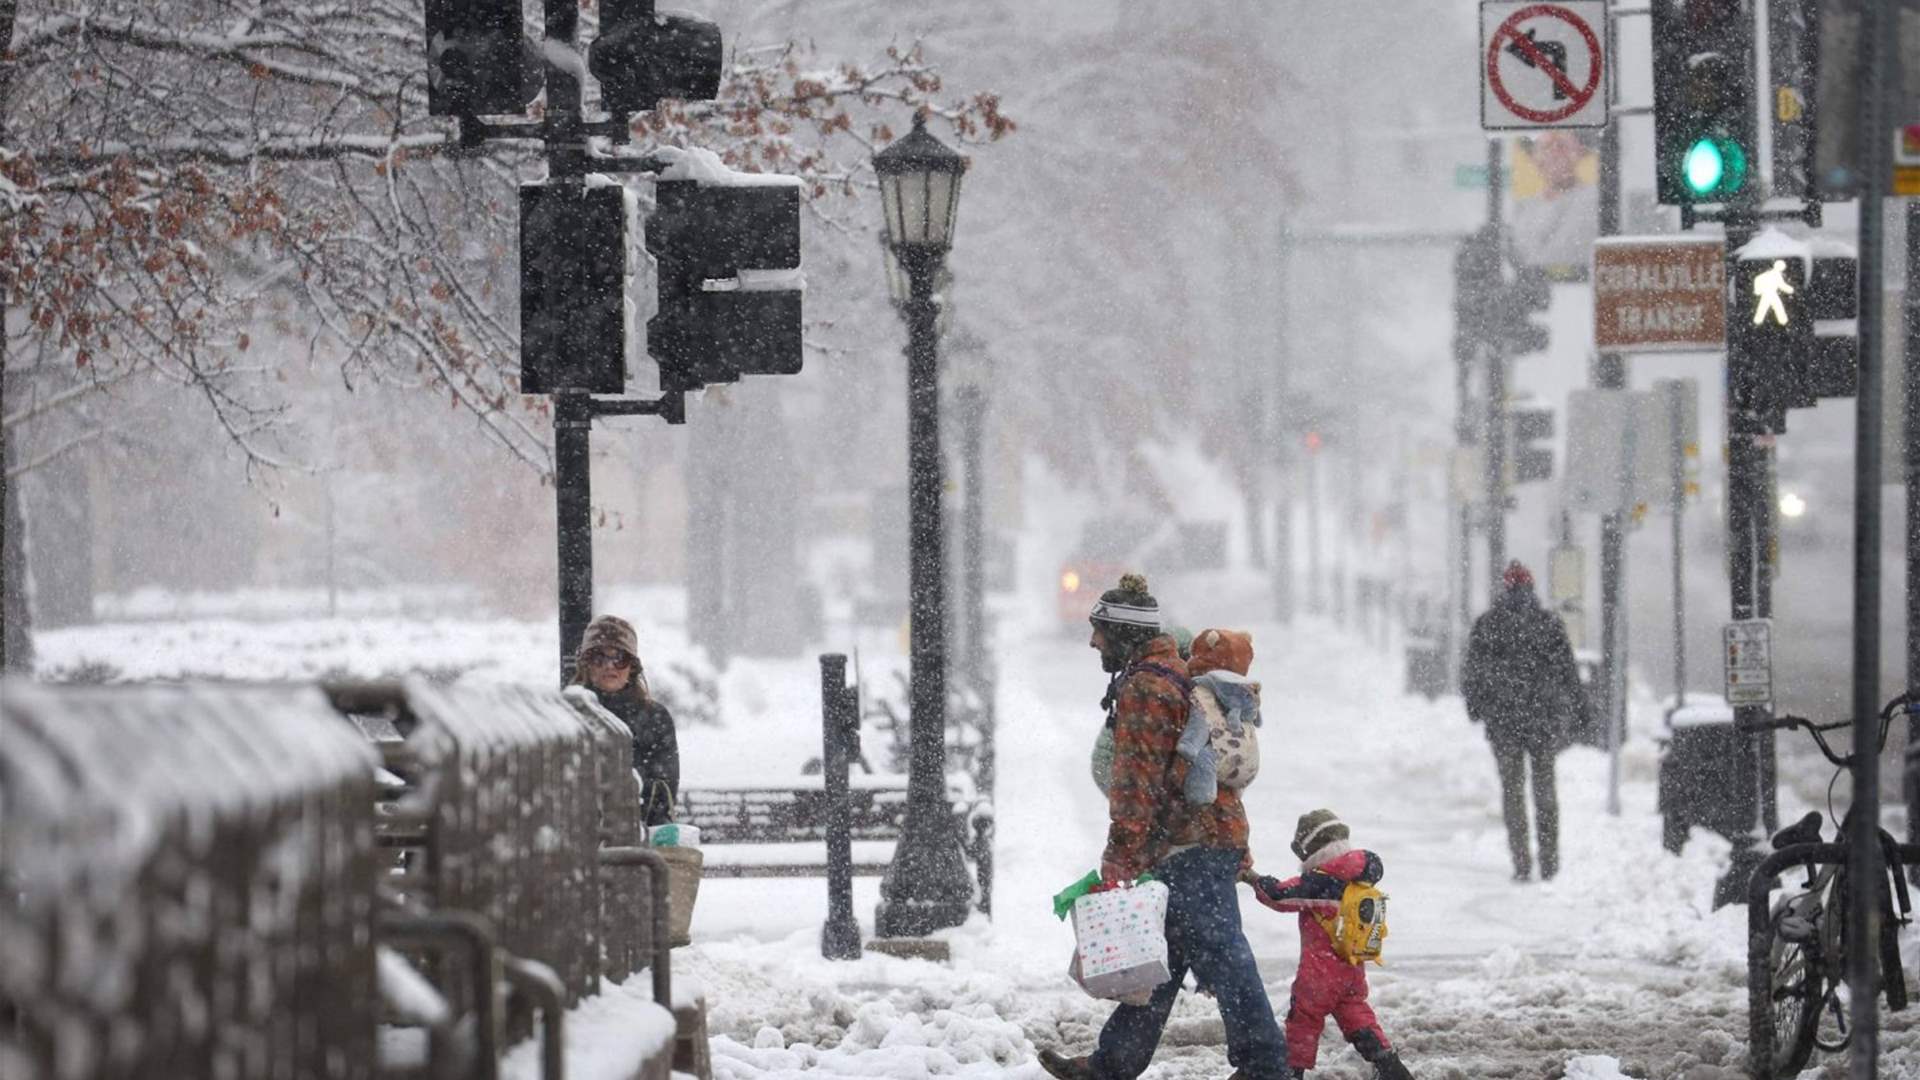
[{"x1": 571, "y1": 614, "x2": 680, "y2": 826}]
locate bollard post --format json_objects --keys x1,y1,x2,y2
[{"x1": 821, "y1": 653, "x2": 864, "y2": 959}]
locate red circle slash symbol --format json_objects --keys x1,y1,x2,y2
[{"x1": 1486, "y1": 5, "x2": 1602, "y2": 124}]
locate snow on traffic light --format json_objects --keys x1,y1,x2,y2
[{"x1": 646, "y1": 154, "x2": 805, "y2": 392}]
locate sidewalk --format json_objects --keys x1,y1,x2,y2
[{"x1": 677, "y1": 620, "x2": 1920, "y2": 1078}]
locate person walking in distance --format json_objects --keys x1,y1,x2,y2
[{"x1": 1462, "y1": 561, "x2": 1586, "y2": 881}]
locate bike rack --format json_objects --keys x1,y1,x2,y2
[{"x1": 1746, "y1": 841, "x2": 1920, "y2": 1078}]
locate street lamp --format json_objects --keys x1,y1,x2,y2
[{"x1": 873, "y1": 113, "x2": 974, "y2": 938}]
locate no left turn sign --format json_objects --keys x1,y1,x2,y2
[{"x1": 1481, "y1": 0, "x2": 1609, "y2": 130}]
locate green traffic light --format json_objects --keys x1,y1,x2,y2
[
  {"x1": 1683, "y1": 139, "x2": 1724, "y2": 194},
  {"x1": 1681, "y1": 136, "x2": 1748, "y2": 199}
]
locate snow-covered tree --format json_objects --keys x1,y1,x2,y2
[{"x1": 0, "y1": 0, "x2": 1013, "y2": 658}]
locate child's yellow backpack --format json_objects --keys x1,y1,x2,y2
[{"x1": 1313, "y1": 881, "x2": 1388, "y2": 965}]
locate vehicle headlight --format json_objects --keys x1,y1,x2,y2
[{"x1": 1060, "y1": 569, "x2": 1081, "y2": 593}]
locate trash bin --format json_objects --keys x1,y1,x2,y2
[
  {"x1": 1657, "y1": 695, "x2": 1754, "y2": 853},
  {"x1": 1403, "y1": 634, "x2": 1447, "y2": 701}
]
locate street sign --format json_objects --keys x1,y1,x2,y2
[
  {"x1": 1564, "y1": 386, "x2": 1697, "y2": 514},
  {"x1": 1723, "y1": 618, "x2": 1773, "y2": 707},
  {"x1": 1897, "y1": 125, "x2": 1920, "y2": 196},
  {"x1": 1481, "y1": 1, "x2": 1609, "y2": 131},
  {"x1": 1592, "y1": 236, "x2": 1726, "y2": 352}
]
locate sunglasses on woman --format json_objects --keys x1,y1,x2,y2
[{"x1": 582, "y1": 649, "x2": 633, "y2": 669}]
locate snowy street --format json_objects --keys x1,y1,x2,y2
[{"x1": 658, "y1": 615, "x2": 1916, "y2": 1078}]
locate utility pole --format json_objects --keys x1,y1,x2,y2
[
  {"x1": 1596, "y1": 111, "x2": 1629, "y2": 758},
  {"x1": 1848, "y1": 0, "x2": 1896, "y2": 1065},
  {"x1": 1274, "y1": 222, "x2": 1296, "y2": 625},
  {"x1": 1484, "y1": 138, "x2": 1509, "y2": 606},
  {"x1": 1722, "y1": 216, "x2": 1766, "y2": 913},
  {"x1": 1908, "y1": 199, "x2": 1920, "y2": 863},
  {"x1": 1665, "y1": 379, "x2": 1688, "y2": 708}
]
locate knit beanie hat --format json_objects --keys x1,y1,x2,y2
[
  {"x1": 1188, "y1": 628, "x2": 1253, "y2": 678},
  {"x1": 1502, "y1": 560, "x2": 1535, "y2": 591},
  {"x1": 1089, "y1": 572, "x2": 1161, "y2": 642},
  {"x1": 578, "y1": 615, "x2": 640, "y2": 663},
  {"x1": 1291, "y1": 808, "x2": 1349, "y2": 860}
]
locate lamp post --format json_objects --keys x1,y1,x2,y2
[{"x1": 873, "y1": 114, "x2": 975, "y2": 938}]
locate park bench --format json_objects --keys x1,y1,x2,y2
[{"x1": 673, "y1": 656, "x2": 994, "y2": 918}]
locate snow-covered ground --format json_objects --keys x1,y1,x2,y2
[{"x1": 33, "y1": 594, "x2": 1920, "y2": 1078}]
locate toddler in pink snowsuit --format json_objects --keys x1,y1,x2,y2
[{"x1": 1251, "y1": 809, "x2": 1412, "y2": 1080}]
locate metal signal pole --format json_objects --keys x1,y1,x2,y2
[
  {"x1": 1848, "y1": 0, "x2": 1896, "y2": 1067},
  {"x1": 1484, "y1": 138, "x2": 1509, "y2": 606},
  {"x1": 1596, "y1": 112, "x2": 1629, "y2": 762}
]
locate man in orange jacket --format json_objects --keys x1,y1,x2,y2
[{"x1": 1040, "y1": 573, "x2": 1290, "y2": 1080}]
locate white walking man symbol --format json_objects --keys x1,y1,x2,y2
[{"x1": 1751, "y1": 259, "x2": 1795, "y2": 327}]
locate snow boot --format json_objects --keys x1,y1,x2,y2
[
  {"x1": 1371, "y1": 1050, "x2": 1413, "y2": 1080},
  {"x1": 1037, "y1": 1049, "x2": 1099, "y2": 1080}
]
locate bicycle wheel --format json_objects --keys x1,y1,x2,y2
[
  {"x1": 1812, "y1": 980, "x2": 1850, "y2": 1054},
  {"x1": 1769, "y1": 897, "x2": 1824, "y2": 1075}
]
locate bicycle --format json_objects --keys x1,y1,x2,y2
[{"x1": 1748, "y1": 693, "x2": 1916, "y2": 1076}]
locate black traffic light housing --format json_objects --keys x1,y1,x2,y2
[
  {"x1": 591, "y1": 0, "x2": 724, "y2": 117},
  {"x1": 1799, "y1": 254, "x2": 1858, "y2": 403},
  {"x1": 1652, "y1": 0, "x2": 1756, "y2": 205},
  {"x1": 1729, "y1": 250, "x2": 1858, "y2": 418},
  {"x1": 1728, "y1": 249, "x2": 1810, "y2": 416},
  {"x1": 1509, "y1": 407, "x2": 1555, "y2": 484},
  {"x1": 647, "y1": 179, "x2": 804, "y2": 391},
  {"x1": 425, "y1": 0, "x2": 537, "y2": 118},
  {"x1": 1454, "y1": 226, "x2": 1551, "y2": 357},
  {"x1": 520, "y1": 184, "x2": 631, "y2": 394}
]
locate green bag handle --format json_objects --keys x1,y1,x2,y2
[{"x1": 1052, "y1": 869, "x2": 1157, "y2": 920}]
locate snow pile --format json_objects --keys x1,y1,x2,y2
[{"x1": 1563, "y1": 1056, "x2": 1631, "y2": 1080}]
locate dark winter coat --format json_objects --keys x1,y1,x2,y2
[
  {"x1": 586, "y1": 683, "x2": 680, "y2": 826},
  {"x1": 1462, "y1": 585, "x2": 1586, "y2": 748}
]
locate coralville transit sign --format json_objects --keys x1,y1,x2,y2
[{"x1": 1592, "y1": 236, "x2": 1726, "y2": 352}]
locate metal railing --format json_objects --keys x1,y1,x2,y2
[{"x1": 2, "y1": 678, "x2": 682, "y2": 1080}]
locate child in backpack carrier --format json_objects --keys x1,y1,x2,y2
[{"x1": 1249, "y1": 809, "x2": 1413, "y2": 1080}]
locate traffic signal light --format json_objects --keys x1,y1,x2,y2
[
  {"x1": 1509, "y1": 407, "x2": 1555, "y2": 484},
  {"x1": 1799, "y1": 253, "x2": 1858, "y2": 402},
  {"x1": 646, "y1": 179, "x2": 804, "y2": 391},
  {"x1": 1652, "y1": 0, "x2": 1755, "y2": 204},
  {"x1": 590, "y1": 0, "x2": 723, "y2": 117},
  {"x1": 425, "y1": 0, "x2": 536, "y2": 117},
  {"x1": 1728, "y1": 248, "x2": 1809, "y2": 416},
  {"x1": 520, "y1": 184, "x2": 631, "y2": 394},
  {"x1": 1454, "y1": 227, "x2": 1552, "y2": 357}
]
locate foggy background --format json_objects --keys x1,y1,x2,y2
[{"x1": 7, "y1": 0, "x2": 1913, "y2": 730}]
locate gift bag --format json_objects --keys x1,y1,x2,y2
[{"x1": 1068, "y1": 880, "x2": 1171, "y2": 1004}]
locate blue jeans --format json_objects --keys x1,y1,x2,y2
[{"x1": 1089, "y1": 846, "x2": 1289, "y2": 1079}]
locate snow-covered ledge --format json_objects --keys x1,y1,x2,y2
[{"x1": 499, "y1": 971, "x2": 704, "y2": 1080}]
